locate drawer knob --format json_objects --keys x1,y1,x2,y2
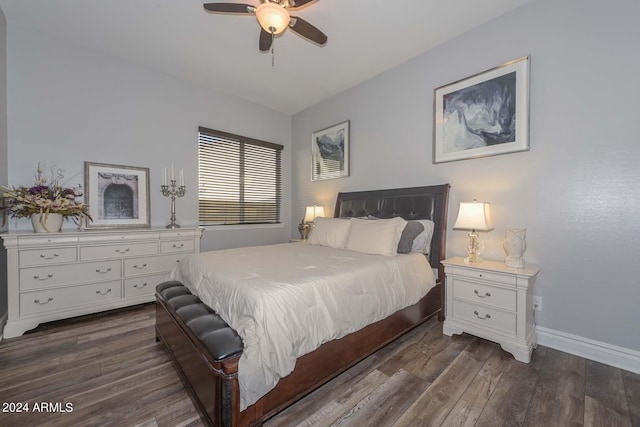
[
  {"x1": 40, "y1": 253, "x2": 59, "y2": 259},
  {"x1": 33, "y1": 274, "x2": 54, "y2": 280},
  {"x1": 34, "y1": 297, "x2": 54, "y2": 305},
  {"x1": 96, "y1": 288, "x2": 112, "y2": 296},
  {"x1": 473, "y1": 289, "x2": 491, "y2": 298},
  {"x1": 115, "y1": 248, "x2": 130, "y2": 253},
  {"x1": 133, "y1": 263, "x2": 148, "y2": 269},
  {"x1": 473, "y1": 310, "x2": 491, "y2": 320},
  {"x1": 134, "y1": 282, "x2": 148, "y2": 289},
  {"x1": 96, "y1": 267, "x2": 112, "y2": 274}
]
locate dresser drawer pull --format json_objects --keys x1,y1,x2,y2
[
  {"x1": 96, "y1": 288, "x2": 112, "y2": 296},
  {"x1": 172, "y1": 243, "x2": 185, "y2": 249},
  {"x1": 34, "y1": 297, "x2": 54, "y2": 305},
  {"x1": 133, "y1": 263, "x2": 148, "y2": 269},
  {"x1": 134, "y1": 282, "x2": 148, "y2": 289},
  {"x1": 473, "y1": 310, "x2": 491, "y2": 320},
  {"x1": 115, "y1": 248, "x2": 130, "y2": 253},
  {"x1": 33, "y1": 274, "x2": 54, "y2": 280},
  {"x1": 40, "y1": 253, "x2": 60, "y2": 259},
  {"x1": 474, "y1": 289, "x2": 491, "y2": 298},
  {"x1": 95, "y1": 267, "x2": 112, "y2": 274}
]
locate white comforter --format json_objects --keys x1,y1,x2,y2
[{"x1": 169, "y1": 242, "x2": 435, "y2": 410}]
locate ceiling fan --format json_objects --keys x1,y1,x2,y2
[{"x1": 203, "y1": 0, "x2": 328, "y2": 52}]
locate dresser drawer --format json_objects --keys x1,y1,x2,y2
[
  {"x1": 123, "y1": 254, "x2": 185, "y2": 277},
  {"x1": 80, "y1": 242, "x2": 158, "y2": 261},
  {"x1": 452, "y1": 279, "x2": 516, "y2": 311},
  {"x1": 160, "y1": 229, "x2": 201, "y2": 239},
  {"x1": 124, "y1": 273, "x2": 169, "y2": 298},
  {"x1": 20, "y1": 280, "x2": 122, "y2": 316},
  {"x1": 20, "y1": 260, "x2": 122, "y2": 290},
  {"x1": 448, "y1": 266, "x2": 516, "y2": 286},
  {"x1": 78, "y1": 232, "x2": 160, "y2": 243},
  {"x1": 19, "y1": 247, "x2": 78, "y2": 267},
  {"x1": 19, "y1": 235, "x2": 78, "y2": 246},
  {"x1": 160, "y1": 239, "x2": 195, "y2": 254},
  {"x1": 452, "y1": 299, "x2": 516, "y2": 335}
]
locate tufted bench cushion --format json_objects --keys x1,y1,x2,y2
[{"x1": 156, "y1": 281, "x2": 243, "y2": 361}]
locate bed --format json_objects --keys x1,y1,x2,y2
[{"x1": 155, "y1": 184, "x2": 450, "y2": 427}]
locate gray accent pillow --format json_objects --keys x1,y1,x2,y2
[{"x1": 397, "y1": 221, "x2": 425, "y2": 253}]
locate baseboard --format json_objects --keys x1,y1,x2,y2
[
  {"x1": 0, "y1": 312, "x2": 7, "y2": 342},
  {"x1": 536, "y1": 326, "x2": 640, "y2": 374}
]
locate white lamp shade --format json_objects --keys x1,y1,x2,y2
[
  {"x1": 453, "y1": 201, "x2": 493, "y2": 231},
  {"x1": 304, "y1": 205, "x2": 325, "y2": 223},
  {"x1": 256, "y1": 2, "x2": 290, "y2": 34}
]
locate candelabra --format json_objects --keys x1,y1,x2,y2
[{"x1": 161, "y1": 180, "x2": 186, "y2": 229}]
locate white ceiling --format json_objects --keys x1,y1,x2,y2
[{"x1": 0, "y1": 0, "x2": 530, "y2": 115}]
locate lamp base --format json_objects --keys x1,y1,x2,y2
[
  {"x1": 298, "y1": 222, "x2": 311, "y2": 240},
  {"x1": 465, "y1": 231, "x2": 483, "y2": 263}
]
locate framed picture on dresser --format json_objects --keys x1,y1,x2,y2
[{"x1": 84, "y1": 162, "x2": 151, "y2": 228}]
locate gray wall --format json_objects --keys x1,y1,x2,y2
[
  {"x1": 5, "y1": 25, "x2": 293, "y2": 250},
  {"x1": 292, "y1": 0, "x2": 640, "y2": 352},
  {"x1": 0, "y1": 8, "x2": 7, "y2": 326}
]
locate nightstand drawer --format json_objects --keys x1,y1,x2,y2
[
  {"x1": 453, "y1": 299, "x2": 516, "y2": 335},
  {"x1": 448, "y1": 266, "x2": 516, "y2": 286},
  {"x1": 453, "y1": 279, "x2": 516, "y2": 311}
]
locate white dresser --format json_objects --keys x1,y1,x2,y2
[
  {"x1": 1, "y1": 226, "x2": 203, "y2": 338},
  {"x1": 441, "y1": 257, "x2": 540, "y2": 363}
]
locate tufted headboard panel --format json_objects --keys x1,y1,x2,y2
[{"x1": 334, "y1": 184, "x2": 450, "y2": 270}]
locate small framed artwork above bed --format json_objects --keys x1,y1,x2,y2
[
  {"x1": 311, "y1": 120, "x2": 350, "y2": 181},
  {"x1": 155, "y1": 184, "x2": 450, "y2": 427}
]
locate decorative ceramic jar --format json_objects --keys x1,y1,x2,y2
[
  {"x1": 31, "y1": 213, "x2": 64, "y2": 233},
  {"x1": 503, "y1": 228, "x2": 526, "y2": 268}
]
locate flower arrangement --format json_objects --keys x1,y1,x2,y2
[{"x1": 1, "y1": 163, "x2": 92, "y2": 229}]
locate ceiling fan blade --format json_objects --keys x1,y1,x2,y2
[
  {"x1": 289, "y1": 16, "x2": 327, "y2": 45},
  {"x1": 259, "y1": 29, "x2": 272, "y2": 52},
  {"x1": 287, "y1": 0, "x2": 316, "y2": 9},
  {"x1": 203, "y1": 3, "x2": 255, "y2": 14}
]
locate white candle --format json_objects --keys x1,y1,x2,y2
[
  {"x1": 162, "y1": 168, "x2": 167, "y2": 186},
  {"x1": 180, "y1": 169, "x2": 184, "y2": 186},
  {"x1": 171, "y1": 163, "x2": 175, "y2": 181}
]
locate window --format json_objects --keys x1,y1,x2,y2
[{"x1": 198, "y1": 126, "x2": 283, "y2": 226}]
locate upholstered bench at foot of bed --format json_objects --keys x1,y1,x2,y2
[{"x1": 155, "y1": 281, "x2": 244, "y2": 427}]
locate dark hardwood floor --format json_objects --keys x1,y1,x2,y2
[{"x1": 0, "y1": 303, "x2": 637, "y2": 427}]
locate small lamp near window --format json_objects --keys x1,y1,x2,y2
[
  {"x1": 454, "y1": 200, "x2": 493, "y2": 263},
  {"x1": 298, "y1": 205, "x2": 325, "y2": 240}
]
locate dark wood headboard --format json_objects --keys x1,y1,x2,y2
[{"x1": 334, "y1": 184, "x2": 450, "y2": 270}]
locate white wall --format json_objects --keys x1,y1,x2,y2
[
  {"x1": 5, "y1": 25, "x2": 292, "y2": 250},
  {"x1": 292, "y1": 0, "x2": 640, "y2": 353}
]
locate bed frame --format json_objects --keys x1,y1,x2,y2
[{"x1": 155, "y1": 184, "x2": 450, "y2": 427}]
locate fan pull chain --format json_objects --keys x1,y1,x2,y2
[{"x1": 271, "y1": 31, "x2": 275, "y2": 69}]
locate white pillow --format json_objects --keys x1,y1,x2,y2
[
  {"x1": 308, "y1": 217, "x2": 352, "y2": 249},
  {"x1": 344, "y1": 217, "x2": 407, "y2": 256},
  {"x1": 411, "y1": 219, "x2": 435, "y2": 255}
]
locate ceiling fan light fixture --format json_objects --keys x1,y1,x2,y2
[{"x1": 256, "y1": 2, "x2": 290, "y2": 34}]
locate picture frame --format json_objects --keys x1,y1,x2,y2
[
  {"x1": 433, "y1": 56, "x2": 530, "y2": 164},
  {"x1": 84, "y1": 162, "x2": 151, "y2": 228},
  {"x1": 311, "y1": 120, "x2": 350, "y2": 181}
]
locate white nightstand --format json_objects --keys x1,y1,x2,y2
[{"x1": 441, "y1": 257, "x2": 541, "y2": 363}]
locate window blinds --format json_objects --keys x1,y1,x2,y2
[{"x1": 198, "y1": 127, "x2": 283, "y2": 226}]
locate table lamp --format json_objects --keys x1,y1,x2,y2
[
  {"x1": 298, "y1": 205, "x2": 325, "y2": 240},
  {"x1": 453, "y1": 200, "x2": 493, "y2": 263}
]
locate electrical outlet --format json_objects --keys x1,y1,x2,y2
[{"x1": 533, "y1": 296, "x2": 542, "y2": 311}]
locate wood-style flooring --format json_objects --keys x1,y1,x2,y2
[{"x1": 0, "y1": 303, "x2": 638, "y2": 427}]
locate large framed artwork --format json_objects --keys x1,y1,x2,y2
[
  {"x1": 311, "y1": 120, "x2": 350, "y2": 181},
  {"x1": 84, "y1": 162, "x2": 151, "y2": 228},
  {"x1": 433, "y1": 56, "x2": 530, "y2": 164}
]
